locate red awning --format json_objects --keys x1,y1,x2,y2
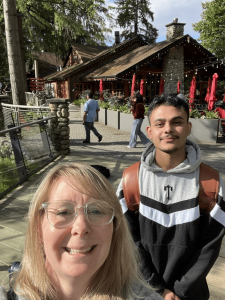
[
  {"x1": 189, "y1": 76, "x2": 196, "y2": 108},
  {"x1": 99, "y1": 79, "x2": 104, "y2": 100},
  {"x1": 208, "y1": 73, "x2": 219, "y2": 111},
  {"x1": 215, "y1": 107, "x2": 225, "y2": 118},
  {"x1": 131, "y1": 74, "x2": 136, "y2": 97},
  {"x1": 159, "y1": 78, "x2": 164, "y2": 95},
  {"x1": 204, "y1": 78, "x2": 211, "y2": 102},
  {"x1": 140, "y1": 79, "x2": 144, "y2": 95}
]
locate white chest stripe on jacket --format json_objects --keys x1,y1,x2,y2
[
  {"x1": 210, "y1": 203, "x2": 225, "y2": 226},
  {"x1": 139, "y1": 202, "x2": 200, "y2": 228},
  {"x1": 120, "y1": 198, "x2": 128, "y2": 214}
]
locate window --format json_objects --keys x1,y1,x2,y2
[{"x1": 145, "y1": 74, "x2": 160, "y2": 103}]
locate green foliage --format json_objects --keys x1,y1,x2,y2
[
  {"x1": 73, "y1": 99, "x2": 86, "y2": 106},
  {"x1": 0, "y1": 156, "x2": 17, "y2": 194},
  {"x1": 189, "y1": 109, "x2": 201, "y2": 118},
  {"x1": 0, "y1": 0, "x2": 113, "y2": 81},
  {"x1": 145, "y1": 106, "x2": 149, "y2": 115},
  {"x1": 111, "y1": 0, "x2": 158, "y2": 44},
  {"x1": 190, "y1": 109, "x2": 219, "y2": 119},
  {"x1": 203, "y1": 110, "x2": 219, "y2": 119},
  {"x1": 192, "y1": 0, "x2": 225, "y2": 58},
  {"x1": 118, "y1": 104, "x2": 131, "y2": 114},
  {"x1": 98, "y1": 102, "x2": 110, "y2": 109}
]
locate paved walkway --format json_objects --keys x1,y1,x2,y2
[{"x1": 0, "y1": 105, "x2": 224, "y2": 299}]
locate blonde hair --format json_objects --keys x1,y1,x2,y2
[{"x1": 12, "y1": 163, "x2": 152, "y2": 299}]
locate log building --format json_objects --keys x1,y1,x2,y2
[{"x1": 44, "y1": 18, "x2": 225, "y2": 104}]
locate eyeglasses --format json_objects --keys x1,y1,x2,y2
[{"x1": 41, "y1": 201, "x2": 114, "y2": 228}]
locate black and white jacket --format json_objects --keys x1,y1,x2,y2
[{"x1": 117, "y1": 140, "x2": 225, "y2": 300}]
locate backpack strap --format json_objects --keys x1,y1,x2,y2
[
  {"x1": 199, "y1": 162, "x2": 220, "y2": 214},
  {"x1": 122, "y1": 161, "x2": 220, "y2": 214},
  {"x1": 122, "y1": 161, "x2": 140, "y2": 212}
]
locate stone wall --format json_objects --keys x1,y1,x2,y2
[
  {"x1": 162, "y1": 45, "x2": 184, "y2": 96},
  {"x1": 47, "y1": 98, "x2": 70, "y2": 155}
]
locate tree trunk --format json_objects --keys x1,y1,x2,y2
[
  {"x1": 17, "y1": 13, "x2": 28, "y2": 93},
  {"x1": 3, "y1": 0, "x2": 26, "y2": 105}
]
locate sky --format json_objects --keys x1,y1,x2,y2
[{"x1": 106, "y1": 0, "x2": 210, "y2": 43}]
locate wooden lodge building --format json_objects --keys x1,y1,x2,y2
[{"x1": 44, "y1": 18, "x2": 225, "y2": 104}]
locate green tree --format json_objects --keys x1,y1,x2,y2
[
  {"x1": 111, "y1": 0, "x2": 158, "y2": 44},
  {"x1": 0, "y1": 0, "x2": 112, "y2": 68},
  {"x1": 193, "y1": 0, "x2": 225, "y2": 59}
]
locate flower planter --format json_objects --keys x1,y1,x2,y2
[
  {"x1": 142, "y1": 117, "x2": 150, "y2": 135},
  {"x1": 98, "y1": 108, "x2": 107, "y2": 125},
  {"x1": 80, "y1": 103, "x2": 84, "y2": 117},
  {"x1": 189, "y1": 118, "x2": 219, "y2": 143},
  {"x1": 119, "y1": 112, "x2": 134, "y2": 133},
  {"x1": 107, "y1": 110, "x2": 119, "y2": 129}
]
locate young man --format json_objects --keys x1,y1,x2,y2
[
  {"x1": 117, "y1": 94, "x2": 225, "y2": 300},
  {"x1": 83, "y1": 92, "x2": 102, "y2": 143}
]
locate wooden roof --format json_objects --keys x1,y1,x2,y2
[
  {"x1": 32, "y1": 51, "x2": 63, "y2": 66},
  {"x1": 44, "y1": 35, "x2": 147, "y2": 80},
  {"x1": 65, "y1": 44, "x2": 109, "y2": 65},
  {"x1": 84, "y1": 35, "x2": 188, "y2": 79}
]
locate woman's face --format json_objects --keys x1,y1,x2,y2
[{"x1": 41, "y1": 178, "x2": 114, "y2": 283}]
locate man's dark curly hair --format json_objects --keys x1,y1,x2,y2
[{"x1": 147, "y1": 94, "x2": 189, "y2": 124}]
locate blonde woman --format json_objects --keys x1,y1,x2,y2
[{"x1": 0, "y1": 164, "x2": 162, "y2": 300}]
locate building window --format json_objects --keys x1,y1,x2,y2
[
  {"x1": 145, "y1": 74, "x2": 160, "y2": 103},
  {"x1": 113, "y1": 83, "x2": 124, "y2": 96}
]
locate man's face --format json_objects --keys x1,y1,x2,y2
[{"x1": 146, "y1": 105, "x2": 192, "y2": 154}]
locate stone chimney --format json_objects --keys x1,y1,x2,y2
[
  {"x1": 115, "y1": 31, "x2": 120, "y2": 44},
  {"x1": 165, "y1": 18, "x2": 186, "y2": 41}
]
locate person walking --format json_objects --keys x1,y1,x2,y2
[
  {"x1": 117, "y1": 94, "x2": 225, "y2": 300},
  {"x1": 83, "y1": 92, "x2": 103, "y2": 143},
  {"x1": 128, "y1": 93, "x2": 149, "y2": 148}
]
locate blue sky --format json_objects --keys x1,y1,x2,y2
[{"x1": 106, "y1": 0, "x2": 211, "y2": 43}]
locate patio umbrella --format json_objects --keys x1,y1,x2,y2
[
  {"x1": 99, "y1": 79, "x2": 104, "y2": 100},
  {"x1": 140, "y1": 79, "x2": 144, "y2": 95},
  {"x1": 159, "y1": 78, "x2": 164, "y2": 95},
  {"x1": 177, "y1": 81, "x2": 180, "y2": 94},
  {"x1": 131, "y1": 74, "x2": 136, "y2": 98},
  {"x1": 189, "y1": 76, "x2": 196, "y2": 108},
  {"x1": 204, "y1": 78, "x2": 211, "y2": 102},
  {"x1": 208, "y1": 73, "x2": 219, "y2": 111}
]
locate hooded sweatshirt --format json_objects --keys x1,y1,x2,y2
[{"x1": 117, "y1": 139, "x2": 225, "y2": 300}]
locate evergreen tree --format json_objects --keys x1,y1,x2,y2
[
  {"x1": 0, "y1": 0, "x2": 112, "y2": 62},
  {"x1": 112, "y1": 0, "x2": 158, "y2": 44},
  {"x1": 193, "y1": 0, "x2": 225, "y2": 59}
]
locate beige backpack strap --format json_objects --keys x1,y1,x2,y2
[
  {"x1": 122, "y1": 161, "x2": 141, "y2": 212},
  {"x1": 199, "y1": 163, "x2": 220, "y2": 214}
]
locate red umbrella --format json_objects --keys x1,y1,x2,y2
[
  {"x1": 140, "y1": 79, "x2": 144, "y2": 95},
  {"x1": 208, "y1": 73, "x2": 219, "y2": 111},
  {"x1": 189, "y1": 76, "x2": 196, "y2": 108},
  {"x1": 159, "y1": 78, "x2": 164, "y2": 95},
  {"x1": 223, "y1": 94, "x2": 225, "y2": 103},
  {"x1": 177, "y1": 81, "x2": 180, "y2": 94},
  {"x1": 99, "y1": 79, "x2": 104, "y2": 100},
  {"x1": 205, "y1": 78, "x2": 211, "y2": 102},
  {"x1": 131, "y1": 74, "x2": 136, "y2": 98}
]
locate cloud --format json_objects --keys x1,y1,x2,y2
[
  {"x1": 105, "y1": 0, "x2": 212, "y2": 44},
  {"x1": 150, "y1": 0, "x2": 211, "y2": 41}
]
